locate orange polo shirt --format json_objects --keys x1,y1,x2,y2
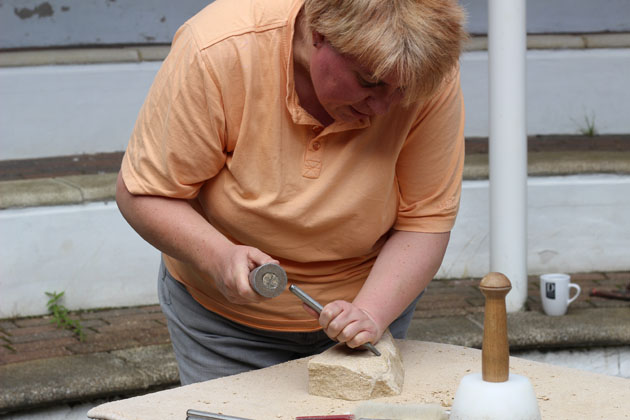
[{"x1": 121, "y1": 0, "x2": 465, "y2": 331}]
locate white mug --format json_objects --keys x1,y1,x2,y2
[{"x1": 539, "y1": 273, "x2": 581, "y2": 316}]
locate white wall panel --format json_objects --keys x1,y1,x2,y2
[{"x1": 2, "y1": 175, "x2": 628, "y2": 317}]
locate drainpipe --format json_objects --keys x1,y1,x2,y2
[{"x1": 488, "y1": 0, "x2": 528, "y2": 312}]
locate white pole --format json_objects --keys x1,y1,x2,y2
[{"x1": 488, "y1": 0, "x2": 528, "y2": 312}]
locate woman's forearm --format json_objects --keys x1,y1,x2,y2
[{"x1": 352, "y1": 230, "x2": 450, "y2": 333}]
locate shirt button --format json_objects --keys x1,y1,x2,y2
[{"x1": 311, "y1": 141, "x2": 321, "y2": 151}]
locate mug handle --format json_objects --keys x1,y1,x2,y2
[{"x1": 568, "y1": 283, "x2": 581, "y2": 305}]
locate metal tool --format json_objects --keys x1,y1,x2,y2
[
  {"x1": 296, "y1": 403, "x2": 451, "y2": 420},
  {"x1": 590, "y1": 283, "x2": 630, "y2": 301},
  {"x1": 248, "y1": 263, "x2": 287, "y2": 298},
  {"x1": 186, "y1": 408, "x2": 252, "y2": 420},
  {"x1": 289, "y1": 284, "x2": 381, "y2": 356}
]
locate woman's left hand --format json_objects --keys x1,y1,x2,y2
[{"x1": 309, "y1": 300, "x2": 384, "y2": 348}]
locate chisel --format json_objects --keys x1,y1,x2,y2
[
  {"x1": 289, "y1": 284, "x2": 381, "y2": 356},
  {"x1": 186, "y1": 408, "x2": 251, "y2": 420}
]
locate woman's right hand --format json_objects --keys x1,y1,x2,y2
[{"x1": 208, "y1": 244, "x2": 279, "y2": 304}]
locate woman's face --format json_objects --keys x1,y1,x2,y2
[{"x1": 309, "y1": 36, "x2": 404, "y2": 123}]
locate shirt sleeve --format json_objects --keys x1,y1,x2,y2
[
  {"x1": 121, "y1": 23, "x2": 227, "y2": 199},
  {"x1": 394, "y1": 68, "x2": 465, "y2": 233}
]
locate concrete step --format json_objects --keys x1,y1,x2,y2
[
  {"x1": 2, "y1": 34, "x2": 630, "y2": 68},
  {"x1": 2, "y1": 135, "x2": 629, "y2": 208}
]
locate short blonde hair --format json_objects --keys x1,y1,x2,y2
[{"x1": 303, "y1": 0, "x2": 467, "y2": 103}]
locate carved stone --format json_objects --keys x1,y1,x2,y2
[{"x1": 308, "y1": 330, "x2": 404, "y2": 400}]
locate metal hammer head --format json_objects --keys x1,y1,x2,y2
[{"x1": 248, "y1": 263, "x2": 287, "y2": 298}]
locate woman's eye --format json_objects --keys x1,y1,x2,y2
[{"x1": 357, "y1": 74, "x2": 382, "y2": 88}]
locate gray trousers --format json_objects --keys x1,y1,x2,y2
[{"x1": 158, "y1": 259, "x2": 422, "y2": 385}]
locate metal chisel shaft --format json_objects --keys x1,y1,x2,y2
[
  {"x1": 187, "y1": 409, "x2": 252, "y2": 420},
  {"x1": 289, "y1": 284, "x2": 381, "y2": 356}
]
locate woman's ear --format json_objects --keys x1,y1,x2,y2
[{"x1": 312, "y1": 30, "x2": 325, "y2": 47}]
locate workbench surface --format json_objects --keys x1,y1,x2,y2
[{"x1": 88, "y1": 340, "x2": 630, "y2": 420}]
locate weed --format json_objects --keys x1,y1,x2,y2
[
  {"x1": 2, "y1": 343, "x2": 16, "y2": 353},
  {"x1": 45, "y1": 291, "x2": 85, "y2": 341},
  {"x1": 574, "y1": 112, "x2": 597, "y2": 137}
]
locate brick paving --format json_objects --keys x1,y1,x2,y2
[
  {"x1": 412, "y1": 271, "x2": 630, "y2": 321},
  {"x1": 0, "y1": 152, "x2": 124, "y2": 181},
  {"x1": 1, "y1": 271, "x2": 628, "y2": 367},
  {"x1": 0, "y1": 305, "x2": 168, "y2": 365},
  {"x1": 465, "y1": 134, "x2": 630, "y2": 154}
]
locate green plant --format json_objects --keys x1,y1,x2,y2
[
  {"x1": 575, "y1": 112, "x2": 597, "y2": 137},
  {"x1": 2, "y1": 343, "x2": 16, "y2": 353},
  {"x1": 45, "y1": 291, "x2": 85, "y2": 341}
]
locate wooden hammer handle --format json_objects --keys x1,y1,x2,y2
[{"x1": 479, "y1": 272, "x2": 512, "y2": 382}]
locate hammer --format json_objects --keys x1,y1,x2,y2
[{"x1": 248, "y1": 263, "x2": 287, "y2": 298}]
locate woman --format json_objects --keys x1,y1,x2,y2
[{"x1": 117, "y1": 0, "x2": 467, "y2": 384}]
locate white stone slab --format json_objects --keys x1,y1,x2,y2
[
  {"x1": 1, "y1": 174, "x2": 628, "y2": 317},
  {"x1": 0, "y1": 202, "x2": 160, "y2": 318},
  {"x1": 439, "y1": 174, "x2": 630, "y2": 279},
  {"x1": 87, "y1": 340, "x2": 630, "y2": 420},
  {"x1": 460, "y1": 48, "x2": 630, "y2": 137},
  {"x1": 0, "y1": 62, "x2": 159, "y2": 160}
]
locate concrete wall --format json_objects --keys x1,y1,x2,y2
[
  {"x1": 1, "y1": 0, "x2": 629, "y2": 160},
  {"x1": 462, "y1": 0, "x2": 630, "y2": 35},
  {"x1": 461, "y1": 48, "x2": 630, "y2": 137},
  {"x1": 442, "y1": 175, "x2": 630, "y2": 279},
  {"x1": 2, "y1": 0, "x2": 629, "y2": 49},
  {"x1": 0, "y1": 61, "x2": 159, "y2": 159},
  {"x1": 2, "y1": 48, "x2": 629, "y2": 160},
  {"x1": 0, "y1": 0, "x2": 209, "y2": 49}
]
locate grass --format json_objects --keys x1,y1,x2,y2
[
  {"x1": 2, "y1": 343, "x2": 16, "y2": 353},
  {"x1": 45, "y1": 291, "x2": 86, "y2": 341},
  {"x1": 575, "y1": 112, "x2": 597, "y2": 137}
]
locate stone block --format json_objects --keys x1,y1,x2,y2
[{"x1": 308, "y1": 330, "x2": 403, "y2": 400}]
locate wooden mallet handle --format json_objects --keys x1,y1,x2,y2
[{"x1": 479, "y1": 272, "x2": 512, "y2": 382}]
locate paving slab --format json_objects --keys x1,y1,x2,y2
[
  {"x1": 0, "y1": 174, "x2": 117, "y2": 209},
  {"x1": 464, "y1": 150, "x2": 630, "y2": 180},
  {"x1": 467, "y1": 307, "x2": 630, "y2": 350},
  {"x1": 406, "y1": 316, "x2": 483, "y2": 349},
  {"x1": 57, "y1": 174, "x2": 117, "y2": 202},
  {"x1": 0, "y1": 345, "x2": 178, "y2": 413},
  {"x1": 0, "y1": 178, "x2": 83, "y2": 209},
  {"x1": 2, "y1": 34, "x2": 629, "y2": 68}
]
